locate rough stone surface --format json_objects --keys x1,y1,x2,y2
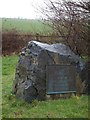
[
  {"x1": 13, "y1": 41, "x2": 85, "y2": 103},
  {"x1": 80, "y1": 61, "x2": 90, "y2": 94}
]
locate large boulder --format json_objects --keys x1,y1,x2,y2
[{"x1": 13, "y1": 41, "x2": 85, "y2": 103}]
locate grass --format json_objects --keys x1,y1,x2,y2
[
  {"x1": 1, "y1": 18, "x2": 52, "y2": 35},
  {"x1": 2, "y1": 55, "x2": 89, "y2": 118},
  {"x1": 0, "y1": 56, "x2": 2, "y2": 120}
]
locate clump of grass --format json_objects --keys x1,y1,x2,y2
[
  {"x1": 31, "y1": 100, "x2": 39, "y2": 107},
  {"x1": 2, "y1": 55, "x2": 19, "y2": 76}
]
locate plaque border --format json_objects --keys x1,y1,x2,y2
[{"x1": 46, "y1": 64, "x2": 77, "y2": 94}]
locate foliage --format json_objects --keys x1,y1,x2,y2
[
  {"x1": 2, "y1": 18, "x2": 63, "y2": 56},
  {"x1": 41, "y1": 0, "x2": 90, "y2": 56},
  {"x1": 2, "y1": 55, "x2": 88, "y2": 118}
]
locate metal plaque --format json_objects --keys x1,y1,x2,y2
[{"x1": 46, "y1": 65, "x2": 76, "y2": 94}]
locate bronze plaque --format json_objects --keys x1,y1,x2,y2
[{"x1": 46, "y1": 65, "x2": 76, "y2": 94}]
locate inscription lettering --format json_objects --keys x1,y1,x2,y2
[{"x1": 46, "y1": 65, "x2": 76, "y2": 94}]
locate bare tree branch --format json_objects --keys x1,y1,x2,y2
[{"x1": 40, "y1": 0, "x2": 89, "y2": 56}]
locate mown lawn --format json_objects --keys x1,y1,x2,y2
[{"x1": 2, "y1": 55, "x2": 89, "y2": 118}]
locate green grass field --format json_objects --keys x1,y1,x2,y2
[
  {"x1": 2, "y1": 55, "x2": 89, "y2": 118},
  {"x1": 1, "y1": 18, "x2": 52, "y2": 35}
]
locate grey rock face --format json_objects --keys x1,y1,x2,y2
[
  {"x1": 13, "y1": 41, "x2": 85, "y2": 103},
  {"x1": 80, "y1": 61, "x2": 90, "y2": 94}
]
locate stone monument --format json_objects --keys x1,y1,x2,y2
[{"x1": 13, "y1": 41, "x2": 85, "y2": 103}]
